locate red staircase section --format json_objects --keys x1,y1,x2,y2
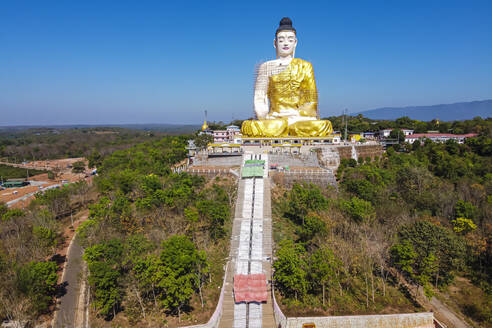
[{"x1": 233, "y1": 273, "x2": 268, "y2": 303}]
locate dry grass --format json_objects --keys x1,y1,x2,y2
[{"x1": 436, "y1": 276, "x2": 492, "y2": 328}]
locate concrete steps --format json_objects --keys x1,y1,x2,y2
[{"x1": 217, "y1": 154, "x2": 276, "y2": 328}]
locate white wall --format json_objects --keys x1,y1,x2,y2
[{"x1": 284, "y1": 312, "x2": 434, "y2": 328}]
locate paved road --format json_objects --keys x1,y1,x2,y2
[
  {"x1": 6, "y1": 183, "x2": 60, "y2": 207},
  {"x1": 53, "y1": 236, "x2": 86, "y2": 328}
]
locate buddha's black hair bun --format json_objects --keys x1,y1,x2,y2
[
  {"x1": 276, "y1": 17, "x2": 296, "y2": 36},
  {"x1": 279, "y1": 17, "x2": 292, "y2": 27}
]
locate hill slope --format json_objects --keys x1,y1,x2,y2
[{"x1": 355, "y1": 100, "x2": 492, "y2": 121}]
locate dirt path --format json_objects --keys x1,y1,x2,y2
[
  {"x1": 390, "y1": 269, "x2": 471, "y2": 328},
  {"x1": 430, "y1": 296, "x2": 471, "y2": 328}
]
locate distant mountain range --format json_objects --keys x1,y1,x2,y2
[{"x1": 354, "y1": 100, "x2": 492, "y2": 121}]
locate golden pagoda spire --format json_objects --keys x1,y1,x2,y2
[
  {"x1": 201, "y1": 119, "x2": 208, "y2": 131},
  {"x1": 201, "y1": 110, "x2": 209, "y2": 131}
]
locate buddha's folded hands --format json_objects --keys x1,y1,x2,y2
[
  {"x1": 298, "y1": 103, "x2": 317, "y2": 117},
  {"x1": 266, "y1": 108, "x2": 299, "y2": 119}
]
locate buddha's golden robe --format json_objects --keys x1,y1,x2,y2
[{"x1": 241, "y1": 58, "x2": 332, "y2": 137}]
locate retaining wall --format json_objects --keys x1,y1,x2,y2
[
  {"x1": 270, "y1": 171, "x2": 337, "y2": 188},
  {"x1": 193, "y1": 155, "x2": 244, "y2": 166},
  {"x1": 337, "y1": 144, "x2": 383, "y2": 161},
  {"x1": 269, "y1": 153, "x2": 319, "y2": 167},
  {"x1": 273, "y1": 291, "x2": 433, "y2": 328},
  {"x1": 186, "y1": 168, "x2": 239, "y2": 178},
  {"x1": 283, "y1": 313, "x2": 435, "y2": 328}
]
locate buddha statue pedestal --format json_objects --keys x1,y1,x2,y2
[{"x1": 241, "y1": 117, "x2": 333, "y2": 138}]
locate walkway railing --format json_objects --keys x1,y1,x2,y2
[
  {"x1": 434, "y1": 318, "x2": 448, "y2": 328},
  {"x1": 271, "y1": 280, "x2": 287, "y2": 327},
  {"x1": 275, "y1": 169, "x2": 333, "y2": 175},
  {"x1": 187, "y1": 168, "x2": 235, "y2": 174}
]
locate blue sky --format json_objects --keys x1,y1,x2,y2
[{"x1": 1, "y1": 0, "x2": 491, "y2": 125}]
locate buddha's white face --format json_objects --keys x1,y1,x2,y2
[{"x1": 274, "y1": 31, "x2": 297, "y2": 58}]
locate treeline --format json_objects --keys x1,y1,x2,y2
[
  {"x1": 0, "y1": 127, "x2": 170, "y2": 163},
  {"x1": 273, "y1": 134, "x2": 491, "y2": 323},
  {"x1": 77, "y1": 136, "x2": 236, "y2": 324},
  {"x1": 324, "y1": 115, "x2": 491, "y2": 134},
  {"x1": 188, "y1": 116, "x2": 491, "y2": 136},
  {"x1": 0, "y1": 181, "x2": 94, "y2": 323}
]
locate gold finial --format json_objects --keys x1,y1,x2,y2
[
  {"x1": 201, "y1": 120, "x2": 208, "y2": 131},
  {"x1": 201, "y1": 110, "x2": 209, "y2": 131},
  {"x1": 436, "y1": 117, "x2": 440, "y2": 126}
]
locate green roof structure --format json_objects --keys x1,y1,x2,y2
[
  {"x1": 244, "y1": 160, "x2": 265, "y2": 165},
  {"x1": 241, "y1": 166, "x2": 264, "y2": 178},
  {"x1": 2, "y1": 181, "x2": 28, "y2": 188}
]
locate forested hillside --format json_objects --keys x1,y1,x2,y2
[
  {"x1": 272, "y1": 121, "x2": 491, "y2": 326},
  {"x1": 324, "y1": 115, "x2": 490, "y2": 135},
  {"x1": 1, "y1": 118, "x2": 490, "y2": 327},
  {"x1": 0, "y1": 135, "x2": 236, "y2": 327},
  {"x1": 0, "y1": 181, "x2": 95, "y2": 323},
  {"x1": 77, "y1": 136, "x2": 236, "y2": 326}
]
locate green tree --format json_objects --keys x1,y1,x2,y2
[
  {"x1": 454, "y1": 200, "x2": 477, "y2": 220},
  {"x1": 17, "y1": 261, "x2": 58, "y2": 313},
  {"x1": 391, "y1": 239, "x2": 417, "y2": 277},
  {"x1": 416, "y1": 253, "x2": 438, "y2": 297},
  {"x1": 412, "y1": 140, "x2": 421, "y2": 151},
  {"x1": 133, "y1": 255, "x2": 161, "y2": 308},
  {"x1": 273, "y1": 239, "x2": 308, "y2": 301},
  {"x1": 196, "y1": 199, "x2": 229, "y2": 239},
  {"x1": 157, "y1": 235, "x2": 208, "y2": 320},
  {"x1": 445, "y1": 139, "x2": 460, "y2": 155},
  {"x1": 84, "y1": 239, "x2": 124, "y2": 264},
  {"x1": 88, "y1": 150, "x2": 103, "y2": 168},
  {"x1": 184, "y1": 206, "x2": 199, "y2": 241},
  {"x1": 285, "y1": 183, "x2": 328, "y2": 225},
  {"x1": 72, "y1": 160, "x2": 86, "y2": 173},
  {"x1": 451, "y1": 217, "x2": 477, "y2": 234},
  {"x1": 35, "y1": 187, "x2": 70, "y2": 216},
  {"x1": 395, "y1": 116, "x2": 414, "y2": 128},
  {"x1": 84, "y1": 239, "x2": 124, "y2": 318},
  {"x1": 341, "y1": 197, "x2": 375, "y2": 222},
  {"x1": 0, "y1": 202, "x2": 8, "y2": 217},
  {"x1": 33, "y1": 226, "x2": 57, "y2": 249},
  {"x1": 309, "y1": 247, "x2": 339, "y2": 306},
  {"x1": 390, "y1": 129, "x2": 405, "y2": 143},
  {"x1": 341, "y1": 165, "x2": 391, "y2": 204},
  {"x1": 1, "y1": 208, "x2": 24, "y2": 221},
  {"x1": 297, "y1": 214, "x2": 326, "y2": 242},
  {"x1": 194, "y1": 134, "x2": 213, "y2": 149},
  {"x1": 396, "y1": 221, "x2": 465, "y2": 287},
  {"x1": 87, "y1": 261, "x2": 122, "y2": 318}
]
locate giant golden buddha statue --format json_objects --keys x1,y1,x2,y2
[{"x1": 241, "y1": 17, "x2": 333, "y2": 138}]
